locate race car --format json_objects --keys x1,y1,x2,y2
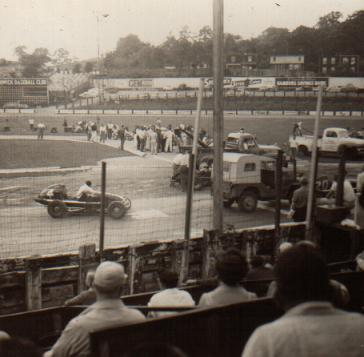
[{"x1": 34, "y1": 184, "x2": 131, "y2": 219}]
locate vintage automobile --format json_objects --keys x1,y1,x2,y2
[
  {"x1": 224, "y1": 132, "x2": 281, "y2": 156},
  {"x1": 222, "y1": 153, "x2": 299, "y2": 212},
  {"x1": 34, "y1": 184, "x2": 131, "y2": 219}
]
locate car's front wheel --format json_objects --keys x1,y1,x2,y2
[
  {"x1": 108, "y1": 201, "x2": 127, "y2": 219},
  {"x1": 238, "y1": 191, "x2": 258, "y2": 213},
  {"x1": 47, "y1": 201, "x2": 67, "y2": 218}
]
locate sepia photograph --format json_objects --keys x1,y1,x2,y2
[{"x1": 0, "y1": 0, "x2": 364, "y2": 356}]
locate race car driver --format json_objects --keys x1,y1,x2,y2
[{"x1": 76, "y1": 181, "x2": 98, "y2": 200}]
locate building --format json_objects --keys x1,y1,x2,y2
[
  {"x1": 320, "y1": 55, "x2": 360, "y2": 75},
  {"x1": 0, "y1": 78, "x2": 49, "y2": 107},
  {"x1": 270, "y1": 55, "x2": 305, "y2": 75}
]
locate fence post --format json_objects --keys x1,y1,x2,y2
[
  {"x1": 201, "y1": 229, "x2": 215, "y2": 279},
  {"x1": 25, "y1": 256, "x2": 42, "y2": 311},
  {"x1": 128, "y1": 246, "x2": 137, "y2": 295},
  {"x1": 78, "y1": 244, "x2": 97, "y2": 293}
]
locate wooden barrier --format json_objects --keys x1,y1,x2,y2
[{"x1": 89, "y1": 298, "x2": 282, "y2": 357}]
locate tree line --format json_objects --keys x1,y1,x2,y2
[{"x1": 9, "y1": 10, "x2": 364, "y2": 77}]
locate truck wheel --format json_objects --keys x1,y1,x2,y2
[
  {"x1": 238, "y1": 191, "x2": 258, "y2": 213},
  {"x1": 223, "y1": 199, "x2": 235, "y2": 208},
  {"x1": 108, "y1": 201, "x2": 126, "y2": 219},
  {"x1": 298, "y1": 145, "x2": 309, "y2": 157},
  {"x1": 47, "y1": 201, "x2": 67, "y2": 218}
]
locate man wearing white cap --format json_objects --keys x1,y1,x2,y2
[{"x1": 50, "y1": 261, "x2": 145, "y2": 357}]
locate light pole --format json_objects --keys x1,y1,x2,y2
[{"x1": 95, "y1": 13, "x2": 109, "y2": 103}]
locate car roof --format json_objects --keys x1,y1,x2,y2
[
  {"x1": 223, "y1": 152, "x2": 272, "y2": 163},
  {"x1": 227, "y1": 132, "x2": 255, "y2": 139}
]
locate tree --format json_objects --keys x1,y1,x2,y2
[
  {"x1": 84, "y1": 62, "x2": 94, "y2": 73},
  {"x1": 72, "y1": 63, "x2": 82, "y2": 74},
  {"x1": 14, "y1": 46, "x2": 51, "y2": 77}
]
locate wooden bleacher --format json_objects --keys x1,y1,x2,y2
[
  {"x1": 0, "y1": 271, "x2": 362, "y2": 354},
  {"x1": 89, "y1": 298, "x2": 282, "y2": 357}
]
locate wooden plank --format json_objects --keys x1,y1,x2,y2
[{"x1": 42, "y1": 266, "x2": 79, "y2": 285}]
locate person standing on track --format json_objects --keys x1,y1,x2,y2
[
  {"x1": 118, "y1": 125, "x2": 126, "y2": 151},
  {"x1": 164, "y1": 126, "x2": 175, "y2": 153}
]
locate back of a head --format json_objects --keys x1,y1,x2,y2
[
  {"x1": 216, "y1": 248, "x2": 248, "y2": 286},
  {"x1": 93, "y1": 261, "x2": 126, "y2": 296},
  {"x1": 250, "y1": 255, "x2": 264, "y2": 269},
  {"x1": 159, "y1": 270, "x2": 179, "y2": 289},
  {"x1": 274, "y1": 244, "x2": 330, "y2": 308},
  {"x1": 85, "y1": 180, "x2": 92, "y2": 187},
  {"x1": 0, "y1": 337, "x2": 41, "y2": 357}
]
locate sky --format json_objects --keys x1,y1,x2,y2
[{"x1": 1, "y1": 0, "x2": 363, "y2": 61}]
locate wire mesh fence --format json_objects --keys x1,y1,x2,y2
[{"x1": 0, "y1": 133, "x2": 283, "y2": 259}]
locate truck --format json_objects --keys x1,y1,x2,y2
[
  {"x1": 222, "y1": 153, "x2": 299, "y2": 212},
  {"x1": 289, "y1": 127, "x2": 364, "y2": 157}
]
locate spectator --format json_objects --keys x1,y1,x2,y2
[
  {"x1": 49, "y1": 261, "x2": 145, "y2": 357},
  {"x1": 99, "y1": 124, "x2": 107, "y2": 143},
  {"x1": 118, "y1": 125, "x2": 126, "y2": 151},
  {"x1": 0, "y1": 336, "x2": 41, "y2": 357},
  {"x1": 199, "y1": 248, "x2": 256, "y2": 307},
  {"x1": 147, "y1": 270, "x2": 195, "y2": 318},
  {"x1": 164, "y1": 127, "x2": 175, "y2": 153},
  {"x1": 356, "y1": 251, "x2": 364, "y2": 272},
  {"x1": 149, "y1": 126, "x2": 158, "y2": 155},
  {"x1": 288, "y1": 177, "x2": 309, "y2": 222},
  {"x1": 356, "y1": 165, "x2": 364, "y2": 193},
  {"x1": 37, "y1": 122, "x2": 46, "y2": 140},
  {"x1": 326, "y1": 173, "x2": 356, "y2": 209},
  {"x1": 246, "y1": 256, "x2": 274, "y2": 281},
  {"x1": 242, "y1": 244, "x2": 364, "y2": 357},
  {"x1": 64, "y1": 270, "x2": 96, "y2": 306},
  {"x1": 29, "y1": 118, "x2": 35, "y2": 131}
]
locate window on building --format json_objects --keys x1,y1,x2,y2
[
  {"x1": 322, "y1": 57, "x2": 327, "y2": 65},
  {"x1": 351, "y1": 57, "x2": 356, "y2": 65},
  {"x1": 331, "y1": 57, "x2": 336, "y2": 64},
  {"x1": 351, "y1": 66, "x2": 356, "y2": 72},
  {"x1": 231, "y1": 56, "x2": 236, "y2": 63},
  {"x1": 322, "y1": 66, "x2": 327, "y2": 74},
  {"x1": 248, "y1": 55, "x2": 253, "y2": 62},
  {"x1": 342, "y1": 57, "x2": 349, "y2": 64},
  {"x1": 331, "y1": 66, "x2": 335, "y2": 72},
  {"x1": 244, "y1": 163, "x2": 256, "y2": 172}
]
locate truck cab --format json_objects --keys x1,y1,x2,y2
[{"x1": 222, "y1": 153, "x2": 297, "y2": 212}]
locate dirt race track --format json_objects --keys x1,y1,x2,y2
[{"x1": 1, "y1": 114, "x2": 363, "y2": 258}]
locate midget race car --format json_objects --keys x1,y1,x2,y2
[{"x1": 34, "y1": 184, "x2": 131, "y2": 219}]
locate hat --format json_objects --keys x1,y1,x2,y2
[
  {"x1": 240, "y1": 127, "x2": 245, "y2": 131},
  {"x1": 94, "y1": 261, "x2": 126, "y2": 290},
  {"x1": 278, "y1": 242, "x2": 293, "y2": 253},
  {"x1": 356, "y1": 251, "x2": 364, "y2": 271}
]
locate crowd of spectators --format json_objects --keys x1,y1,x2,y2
[{"x1": 1, "y1": 243, "x2": 363, "y2": 357}]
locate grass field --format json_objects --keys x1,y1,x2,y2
[{"x1": 0, "y1": 140, "x2": 130, "y2": 169}]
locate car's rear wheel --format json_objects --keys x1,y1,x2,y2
[
  {"x1": 47, "y1": 201, "x2": 67, "y2": 218},
  {"x1": 238, "y1": 191, "x2": 258, "y2": 213},
  {"x1": 108, "y1": 201, "x2": 127, "y2": 219}
]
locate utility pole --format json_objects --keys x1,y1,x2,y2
[{"x1": 212, "y1": 0, "x2": 224, "y2": 234}]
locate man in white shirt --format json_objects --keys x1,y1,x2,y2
[
  {"x1": 356, "y1": 165, "x2": 364, "y2": 193},
  {"x1": 76, "y1": 181, "x2": 98, "y2": 200},
  {"x1": 148, "y1": 270, "x2": 195, "y2": 318},
  {"x1": 327, "y1": 174, "x2": 356, "y2": 208},
  {"x1": 242, "y1": 243, "x2": 364, "y2": 357}
]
